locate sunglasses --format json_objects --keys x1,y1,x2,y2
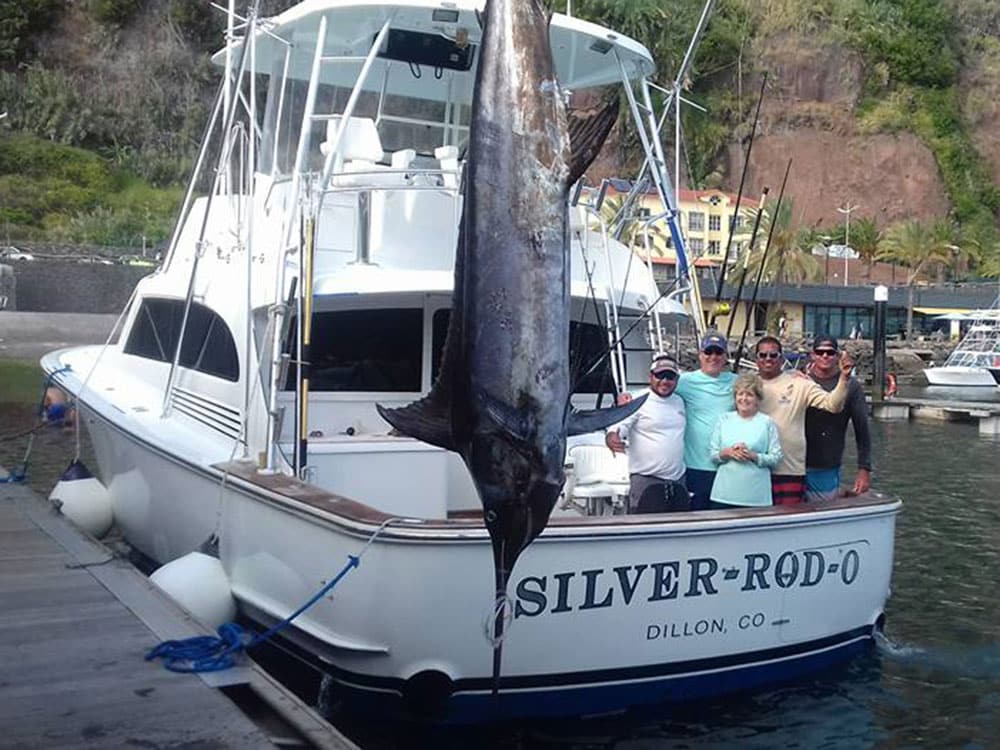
[
  {"x1": 813, "y1": 349, "x2": 838, "y2": 357},
  {"x1": 702, "y1": 347, "x2": 726, "y2": 356},
  {"x1": 653, "y1": 370, "x2": 678, "y2": 381},
  {"x1": 756, "y1": 351, "x2": 781, "y2": 360}
]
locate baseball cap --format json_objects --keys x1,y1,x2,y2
[
  {"x1": 650, "y1": 352, "x2": 679, "y2": 374},
  {"x1": 700, "y1": 332, "x2": 728, "y2": 352},
  {"x1": 812, "y1": 334, "x2": 839, "y2": 351}
]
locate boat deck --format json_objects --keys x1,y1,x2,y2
[{"x1": 0, "y1": 473, "x2": 357, "y2": 750}]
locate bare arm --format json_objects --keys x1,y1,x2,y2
[{"x1": 806, "y1": 352, "x2": 854, "y2": 413}]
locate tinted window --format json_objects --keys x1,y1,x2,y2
[
  {"x1": 430, "y1": 309, "x2": 615, "y2": 394},
  {"x1": 289, "y1": 309, "x2": 423, "y2": 392},
  {"x1": 124, "y1": 298, "x2": 239, "y2": 382}
]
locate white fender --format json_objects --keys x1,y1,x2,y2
[
  {"x1": 150, "y1": 552, "x2": 237, "y2": 629},
  {"x1": 49, "y1": 475, "x2": 113, "y2": 538}
]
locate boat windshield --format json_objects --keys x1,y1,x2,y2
[
  {"x1": 222, "y1": 2, "x2": 655, "y2": 178},
  {"x1": 260, "y1": 62, "x2": 473, "y2": 176}
]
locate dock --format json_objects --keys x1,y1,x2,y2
[
  {"x1": 0, "y1": 475, "x2": 358, "y2": 750},
  {"x1": 871, "y1": 397, "x2": 1000, "y2": 436}
]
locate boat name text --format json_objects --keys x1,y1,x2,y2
[{"x1": 513, "y1": 546, "x2": 863, "y2": 619}]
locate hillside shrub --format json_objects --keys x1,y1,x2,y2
[
  {"x1": 0, "y1": 133, "x2": 181, "y2": 245},
  {"x1": 0, "y1": 0, "x2": 59, "y2": 65},
  {"x1": 89, "y1": 0, "x2": 140, "y2": 27},
  {"x1": 169, "y1": 0, "x2": 225, "y2": 51}
]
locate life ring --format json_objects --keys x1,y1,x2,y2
[{"x1": 885, "y1": 372, "x2": 898, "y2": 399}]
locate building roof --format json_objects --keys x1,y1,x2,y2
[
  {"x1": 700, "y1": 278, "x2": 999, "y2": 311},
  {"x1": 603, "y1": 181, "x2": 741, "y2": 206}
]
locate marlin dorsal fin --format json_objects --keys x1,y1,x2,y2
[
  {"x1": 566, "y1": 97, "x2": 620, "y2": 187},
  {"x1": 566, "y1": 393, "x2": 647, "y2": 437}
]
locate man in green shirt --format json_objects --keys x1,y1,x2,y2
[{"x1": 674, "y1": 332, "x2": 737, "y2": 510}]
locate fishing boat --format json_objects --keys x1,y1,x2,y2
[
  {"x1": 923, "y1": 306, "x2": 1000, "y2": 386},
  {"x1": 42, "y1": 0, "x2": 899, "y2": 723}
]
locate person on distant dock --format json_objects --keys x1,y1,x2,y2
[
  {"x1": 43, "y1": 386, "x2": 76, "y2": 429},
  {"x1": 709, "y1": 373, "x2": 783, "y2": 508},
  {"x1": 805, "y1": 335, "x2": 872, "y2": 501},
  {"x1": 605, "y1": 353, "x2": 688, "y2": 512},
  {"x1": 673, "y1": 332, "x2": 737, "y2": 510},
  {"x1": 755, "y1": 336, "x2": 852, "y2": 505}
]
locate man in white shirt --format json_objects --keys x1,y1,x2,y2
[{"x1": 605, "y1": 353, "x2": 688, "y2": 512}]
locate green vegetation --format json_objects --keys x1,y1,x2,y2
[
  {"x1": 0, "y1": 360, "x2": 43, "y2": 405},
  {"x1": 0, "y1": 134, "x2": 183, "y2": 245},
  {"x1": 0, "y1": 0, "x2": 58, "y2": 65},
  {"x1": 89, "y1": 0, "x2": 140, "y2": 27},
  {"x1": 849, "y1": 1, "x2": 999, "y2": 252},
  {"x1": 877, "y1": 218, "x2": 973, "y2": 334}
]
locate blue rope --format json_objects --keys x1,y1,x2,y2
[
  {"x1": 3, "y1": 366, "x2": 75, "y2": 484},
  {"x1": 146, "y1": 554, "x2": 360, "y2": 673}
]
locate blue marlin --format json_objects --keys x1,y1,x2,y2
[{"x1": 377, "y1": 0, "x2": 642, "y2": 673}]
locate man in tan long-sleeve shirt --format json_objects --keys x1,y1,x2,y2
[{"x1": 755, "y1": 336, "x2": 853, "y2": 505}]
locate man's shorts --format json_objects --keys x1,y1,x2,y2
[
  {"x1": 805, "y1": 466, "x2": 841, "y2": 503},
  {"x1": 771, "y1": 474, "x2": 806, "y2": 505}
]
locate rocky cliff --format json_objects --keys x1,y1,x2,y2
[{"x1": 1, "y1": 1, "x2": 997, "y2": 244}]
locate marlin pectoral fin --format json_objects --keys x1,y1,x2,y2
[
  {"x1": 566, "y1": 393, "x2": 648, "y2": 436},
  {"x1": 566, "y1": 97, "x2": 620, "y2": 187},
  {"x1": 376, "y1": 395, "x2": 455, "y2": 451},
  {"x1": 479, "y1": 391, "x2": 532, "y2": 443}
]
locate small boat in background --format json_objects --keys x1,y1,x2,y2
[{"x1": 924, "y1": 304, "x2": 1000, "y2": 387}]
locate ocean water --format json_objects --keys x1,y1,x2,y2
[{"x1": 3, "y1": 401, "x2": 998, "y2": 748}]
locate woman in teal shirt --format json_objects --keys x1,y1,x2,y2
[{"x1": 709, "y1": 373, "x2": 783, "y2": 507}]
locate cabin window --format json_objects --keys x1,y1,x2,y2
[
  {"x1": 124, "y1": 298, "x2": 239, "y2": 381},
  {"x1": 430, "y1": 309, "x2": 615, "y2": 394},
  {"x1": 289, "y1": 309, "x2": 423, "y2": 392}
]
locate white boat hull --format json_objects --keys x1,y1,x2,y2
[
  {"x1": 69, "y1": 384, "x2": 899, "y2": 723},
  {"x1": 923, "y1": 366, "x2": 999, "y2": 387}
]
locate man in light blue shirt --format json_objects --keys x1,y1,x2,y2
[{"x1": 674, "y1": 332, "x2": 737, "y2": 510}]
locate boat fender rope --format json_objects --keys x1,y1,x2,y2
[
  {"x1": 2, "y1": 366, "x2": 73, "y2": 483},
  {"x1": 483, "y1": 591, "x2": 513, "y2": 647},
  {"x1": 146, "y1": 517, "x2": 407, "y2": 673}
]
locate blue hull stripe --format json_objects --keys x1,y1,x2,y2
[{"x1": 329, "y1": 628, "x2": 875, "y2": 722}]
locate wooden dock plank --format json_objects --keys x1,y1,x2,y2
[{"x1": 0, "y1": 483, "x2": 277, "y2": 749}]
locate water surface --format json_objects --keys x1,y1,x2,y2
[{"x1": 3, "y1": 399, "x2": 998, "y2": 748}]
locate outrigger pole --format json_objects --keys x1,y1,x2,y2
[
  {"x1": 724, "y1": 188, "x2": 769, "y2": 341},
  {"x1": 733, "y1": 159, "x2": 792, "y2": 371},
  {"x1": 711, "y1": 73, "x2": 767, "y2": 327}
]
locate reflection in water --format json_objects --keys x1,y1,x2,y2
[{"x1": 3, "y1": 401, "x2": 999, "y2": 748}]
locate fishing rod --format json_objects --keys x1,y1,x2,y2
[
  {"x1": 573, "y1": 275, "x2": 683, "y2": 393},
  {"x1": 732, "y1": 158, "x2": 792, "y2": 372},
  {"x1": 711, "y1": 72, "x2": 768, "y2": 326},
  {"x1": 724, "y1": 187, "x2": 769, "y2": 341}
]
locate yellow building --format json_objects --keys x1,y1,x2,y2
[{"x1": 603, "y1": 183, "x2": 755, "y2": 275}]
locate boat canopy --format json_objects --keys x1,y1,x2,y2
[{"x1": 213, "y1": 0, "x2": 657, "y2": 98}]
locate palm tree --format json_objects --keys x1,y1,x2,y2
[
  {"x1": 877, "y1": 219, "x2": 964, "y2": 337},
  {"x1": 732, "y1": 199, "x2": 822, "y2": 333},
  {"x1": 850, "y1": 217, "x2": 881, "y2": 277}
]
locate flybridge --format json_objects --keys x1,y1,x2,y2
[{"x1": 212, "y1": 1, "x2": 656, "y2": 94}]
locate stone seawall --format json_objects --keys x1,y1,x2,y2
[{"x1": 1, "y1": 259, "x2": 150, "y2": 314}]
